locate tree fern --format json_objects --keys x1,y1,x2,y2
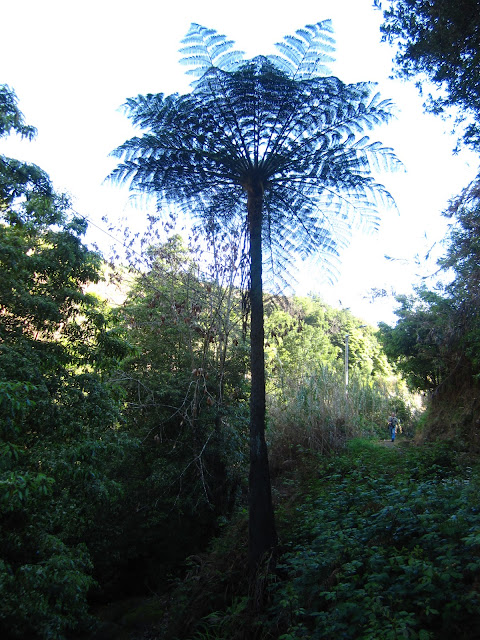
[{"x1": 110, "y1": 21, "x2": 402, "y2": 574}]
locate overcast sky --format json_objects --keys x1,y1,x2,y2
[{"x1": 2, "y1": 0, "x2": 478, "y2": 325}]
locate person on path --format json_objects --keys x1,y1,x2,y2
[{"x1": 387, "y1": 412, "x2": 399, "y2": 442}]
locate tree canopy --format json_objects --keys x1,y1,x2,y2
[
  {"x1": 376, "y1": 0, "x2": 480, "y2": 150},
  {"x1": 111, "y1": 22, "x2": 400, "y2": 280},
  {"x1": 0, "y1": 86, "x2": 133, "y2": 639},
  {"x1": 0, "y1": 85, "x2": 36, "y2": 140}
]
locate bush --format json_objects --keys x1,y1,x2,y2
[
  {"x1": 269, "y1": 441, "x2": 480, "y2": 639},
  {"x1": 0, "y1": 536, "x2": 95, "y2": 639}
]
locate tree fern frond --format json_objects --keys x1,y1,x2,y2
[
  {"x1": 179, "y1": 23, "x2": 244, "y2": 82},
  {"x1": 351, "y1": 136, "x2": 405, "y2": 174},
  {"x1": 271, "y1": 21, "x2": 336, "y2": 79}
]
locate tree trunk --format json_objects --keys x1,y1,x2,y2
[{"x1": 247, "y1": 186, "x2": 278, "y2": 573}]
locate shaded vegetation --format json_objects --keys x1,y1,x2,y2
[
  {"x1": 149, "y1": 440, "x2": 480, "y2": 640},
  {"x1": 376, "y1": 0, "x2": 480, "y2": 150}
]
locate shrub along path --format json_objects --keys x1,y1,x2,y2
[{"x1": 264, "y1": 438, "x2": 480, "y2": 640}]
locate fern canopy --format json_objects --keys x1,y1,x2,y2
[{"x1": 111, "y1": 22, "x2": 400, "y2": 280}]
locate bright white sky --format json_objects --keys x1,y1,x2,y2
[{"x1": 1, "y1": 0, "x2": 478, "y2": 325}]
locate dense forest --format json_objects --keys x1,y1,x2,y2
[{"x1": 2, "y1": 3, "x2": 480, "y2": 639}]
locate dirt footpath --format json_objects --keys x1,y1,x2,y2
[
  {"x1": 378, "y1": 439, "x2": 398, "y2": 448},
  {"x1": 377, "y1": 438, "x2": 411, "y2": 449}
]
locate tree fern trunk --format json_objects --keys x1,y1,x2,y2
[{"x1": 247, "y1": 186, "x2": 277, "y2": 573}]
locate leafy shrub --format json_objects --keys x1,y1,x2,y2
[
  {"x1": 0, "y1": 536, "x2": 95, "y2": 639},
  {"x1": 269, "y1": 441, "x2": 480, "y2": 639}
]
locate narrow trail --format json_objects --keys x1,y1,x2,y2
[
  {"x1": 377, "y1": 439, "x2": 396, "y2": 448},
  {"x1": 376, "y1": 437, "x2": 411, "y2": 450}
]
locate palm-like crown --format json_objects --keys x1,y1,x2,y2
[{"x1": 111, "y1": 22, "x2": 401, "y2": 283}]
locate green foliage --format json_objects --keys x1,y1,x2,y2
[
  {"x1": 157, "y1": 441, "x2": 479, "y2": 640},
  {"x1": 270, "y1": 441, "x2": 480, "y2": 639},
  {"x1": 0, "y1": 536, "x2": 95, "y2": 640},
  {"x1": 264, "y1": 298, "x2": 338, "y2": 394},
  {"x1": 378, "y1": 288, "x2": 454, "y2": 392},
  {"x1": 267, "y1": 366, "x2": 418, "y2": 475},
  {"x1": 0, "y1": 85, "x2": 36, "y2": 140},
  {"x1": 105, "y1": 234, "x2": 410, "y2": 590},
  {"x1": 158, "y1": 510, "x2": 251, "y2": 640},
  {"x1": 263, "y1": 295, "x2": 416, "y2": 465},
  {"x1": 111, "y1": 236, "x2": 249, "y2": 571},
  {"x1": 0, "y1": 92, "x2": 134, "y2": 639},
  {"x1": 376, "y1": 0, "x2": 480, "y2": 150},
  {"x1": 0, "y1": 87, "x2": 63, "y2": 226},
  {"x1": 265, "y1": 295, "x2": 390, "y2": 398}
]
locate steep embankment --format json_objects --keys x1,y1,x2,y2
[{"x1": 422, "y1": 368, "x2": 480, "y2": 451}]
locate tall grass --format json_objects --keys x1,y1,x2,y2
[{"x1": 267, "y1": 366, "x2": 423, "y2": 468}]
